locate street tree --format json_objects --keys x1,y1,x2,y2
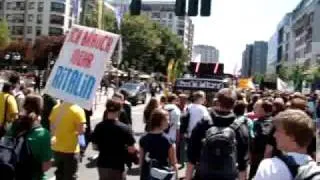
[{"x1": 0, "y1": 20, "x2": 10, "y2": 49}]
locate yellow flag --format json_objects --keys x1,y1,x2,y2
[
  {"x1": 167, "y1": 59, "x2": 174, "y2": 83},
  {"x1": 98, "y1": 0, "x2": 103, "y2": 29}
]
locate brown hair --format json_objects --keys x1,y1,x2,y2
[
  {"x1": 257, "y1": 98, "x2": 273, "y2": 114},
  {"x1": 193, "y1": 91, "x2": 205, "y2": 102},
  {"x1": 273, "y1": 109, "x2": 314, "y2": 148},
  {"x1": 289, "y1": 98, "x2": 307, "y2": 111},
  {"x1": 144, "y1": 98, "x2": 159, "y2": 123},
  {"x1": 167, "y1": 94, "x2": 178, "y2": 103},
  {"x1": 106, "y1": 99, "x2": 122, "y2": 112},
  {"x1": 215, "y1": 88, "x2": 236, "y2": 110},
  {"x1": 234, "y1": 100, "x2": 247, "y2": 117},
  {"x1": 23, "y1": 94, "x2": 43, "y2": 115},
  {"x1": 150, "y1": 108, "x2": 168, "y2": 130}
]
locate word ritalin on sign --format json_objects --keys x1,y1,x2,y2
[
  {"x1": 67, "y1": 27, "x2": 114, "y2": 53},
  {"x1": 51, "y1": 66, "x2": 96, "y2": 100}
]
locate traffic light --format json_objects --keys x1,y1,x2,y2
[
  {"x1": 188, "y1": 0, "x2": 199, "y2": 16},
  {"x1": 130, "y1": 0, "x2": 141, "y2": 15},
  {"x1": 175, "y1": 0, "x2": 186, "y2": 16},
  {"x1": 200, "y1": 0, "x2": 211, "y2": 16}
]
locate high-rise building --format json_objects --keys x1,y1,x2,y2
[
  {"x1": 193, "y1": 45, "x2": 219, "y2": 63},
  {"x1": 0, "y1": 0, "x2": 81, "y2": 43},
  {"x1": 291, "y1": 0, "x2": 320, "y2": 67},
  {"x1": 267, "y1": 0, "x2": 320, "y2": 72},
  {"x1": 241, "y1": 41, "x2": 268, "y2": 77}
]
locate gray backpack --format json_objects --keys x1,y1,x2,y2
[{"x1": 278, "y1": 155, "x2": 320, "y2": 180}]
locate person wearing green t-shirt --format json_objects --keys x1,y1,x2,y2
[{"x1": 7, "y1": 94, "x2": 52, "y2": 180}]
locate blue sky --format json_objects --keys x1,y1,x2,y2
[{"x1": 191, "y1": 0, "x2": 301, "y2": 73}]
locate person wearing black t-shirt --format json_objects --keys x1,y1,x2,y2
[
  {"x1": 91, "y1": 99, "x2": 137, "y2": 180},
  {"x1": 139, "y1": 108, "x2": 178, "y2": 180}
]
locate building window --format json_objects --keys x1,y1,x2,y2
[
  {"x1": 178, "y1": 29, "x2": 184, "y2": 36},
  {"x1": 50, "y1": 15, "x2": 64, "y2": 25},
  {"x1": 49, "y1": 27, "x2": 63, "y2": 35},
  {"x1": 51, "y1": 2, "x2": 65, "y2": 13},
  {"x1": 69, "y1": 20, "x2": 72, "y2": 28},
  {"x1": 38, "y1": 2, "x2": 44, "y2": 12},
  {"x1": 16, "y1": 2, "x2": 25, "y2": 10},
  {"x1": 37, "y1": 14, "x2": 42, "y2": 24},
  {"x1": 152, "y1": 12, "x2": 160, "y2": 18},
  {"x1": 28, "y1": 14, "x2": 33, "y2": 22},
  {"x1": 6, "y1": 15, "x2": 13, "y2": 22},
  {"x1": 12, "y1": 26, "x2": 24, "y2": 35},
  {"x1": 36, "y1": 27, "x2": 41, "y2": 36},
  {"x1": 168, "y1": 13, "x2": 173, "y2": 19},
  {"x1": 13, "y1": 14, "x2": 24, "y2": 23},
  {"x1": 27, "y1": 26, "x2": 32, "y2": 34},
  {"x1": 0, "y1": 2, "x2": 3, "y2": 10},
  {"x1": 7, "y1": 2, "x2": 12, "y2": 10},
  {"x1": 29, "y1": 2, "x2": 35, "y2": 9}
]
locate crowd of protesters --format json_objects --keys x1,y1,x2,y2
[{"x1": 0, "y1": 72, "x2": 319, "y2": 180}]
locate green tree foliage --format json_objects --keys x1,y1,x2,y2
[
  {"x1": 0, "y1": 20, "x2": 10, "y2": 49},
  {"x1": 120, "y1": 14, "x2": 187, "y2": 75}
]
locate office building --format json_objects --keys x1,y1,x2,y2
[
  {"x1": 241, "y1": 45, "x2": 253, "y2": 77},
  {"x1": 266, "y1": 13, "x2": 294, "y2": 74},
  {"x1": 241, "y1": 41, "x2": 268, "y2": 77},
  {"x1": 193, "y1": 45, "x2": 219, "y2": 63},
  {"x1": 0, "y1": 0, "x2": 81, "y2": 43},
  {"x1": 291, "y1": 0, "x2": 320, "y2": 66},
  {"x1": 267, "y1": 0, "x2": 320, "y2": 72}
]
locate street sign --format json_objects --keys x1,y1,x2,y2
[{"x1": 44, "y1": 25, "x2": 119, "y2": 110}]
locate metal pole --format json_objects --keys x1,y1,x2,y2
[{"x1": 80, "y1": 0, "x2": 87, "y2": 25}]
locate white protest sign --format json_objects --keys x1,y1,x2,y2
[{"x1": 44, "y1": 25, "x2": 119, "y2": 110}]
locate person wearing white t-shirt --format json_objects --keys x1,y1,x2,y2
[
  {"x1": 164, "y1": 94, "x2": 181, "y2": 143},
  {"x1": 254, "y1": 109, "x2": 317, "y2": 180},
  {"x1": 186, "y1": 91, "x2": 210, "y2": 138}
]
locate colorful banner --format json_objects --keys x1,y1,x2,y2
[{"x1": 44, "y1": 25, "x2": 119, "y2": 110}]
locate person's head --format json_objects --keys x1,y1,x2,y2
[
  {"x1": 23, "y1": 94, "x2": 43, "y2": 115},
  {"x1": 215, "y1": 88, "x2": 236, "y2": 111},
  {"x1": 178, "y1": 93, "x2": 188, "y2": 105},
  {"x1": 105, "y1": 99, "x2": 122, "y2": 119},
  {"x1": 254, "y1": 98, "x2": 273, "y2": 118},
  {"x1": 289, "y1": 98, "x2": 307, "y2": 111},
  {"x1": 8, "y1": 72, "x2": 20, "y2": 87},
  {"x1": 160, "y1": 96, "x2": 167, "y2": 106},
  {"x1": 273, "y1": 109, "x2": 314, "y2": 153},
  {"x1": 144, "y1": 98, "x2": 160, "y2": 119},
  {"x1": 112, "y1": 92, "x2": 124, "y2": 104},
  {"x1": 234, "y1": 100, "x2": 247, "y2": 117},
  {"x1": 19, "y1": 94, "x2": 43, "y2": 129},
  {"x1": 167, "y1": 94, "x2": 179, "y2": 105},
  {"x1": 150, "y1": 108, "x2": 169, "y2": 131},
  {"x1": 273, "y1": 97, "x2": 285, "y2": 116},
  {"x1": 2, "y1": 82, "x2": 14, "y2": 94},
  {"x1": 193, "y1": 91, "x2": 206, "y2": 105},
  {"x1": 119, "y1": 89, "x2": 129, "y2": 100}
]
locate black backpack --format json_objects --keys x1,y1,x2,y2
[
  {"x1": 0, "y1": 126, "x2": 40, "y2": 180},
  {"x1": 278, "y1": 155, "x2": 320, "y2": 180},
  {"x1": 199, "y1": 117, "x2": 246, "y2": 180},
  {"x1": 252, "y1": 118, "x2": 273, "y2": 153}
]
